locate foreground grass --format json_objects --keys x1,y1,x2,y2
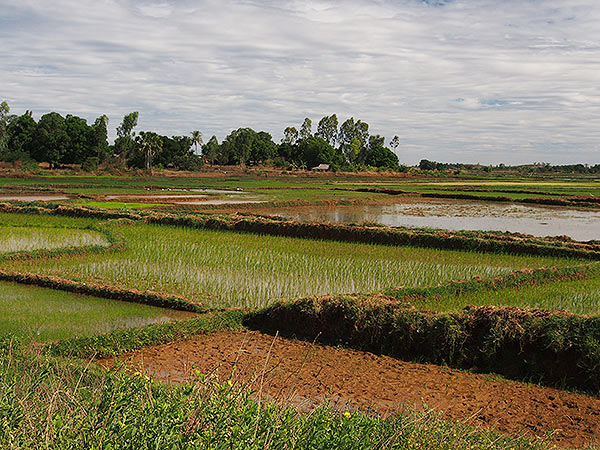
[
  {"x1": 2, "y1": 222, "x2": 581, "y2": 308},
  {"x1": 0, "y1": 343, "x2": 553, "y2": 450},
  {"x1": 0, "y1": 281, "x2": 193, "y2": 343}
]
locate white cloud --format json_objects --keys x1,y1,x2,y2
[{"x1": 0, "y1": 0, "x2": 599, "y2": 164}]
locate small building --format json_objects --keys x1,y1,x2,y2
[{"x1": 312, "y1": 164, "x2": 330, "y2": 172}]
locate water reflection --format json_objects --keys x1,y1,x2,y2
[{"x1": 273, "y1": 200, "x2": 600, "y2": 242}]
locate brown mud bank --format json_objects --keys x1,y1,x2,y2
[{"x1": 98, "y1": 330, "x2": 600, "y2": 449}]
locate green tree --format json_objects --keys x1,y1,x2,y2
[
  {"x1": 282, "y1": 126, "x2": 298, "y2": 145},
  {"x1": 338, "y1": 118, "x2": 370, "y2": 164},
  {"x1": 135, "y1": 131, "x2": 162, "y2": 170},
  {"x1": 34, "y1": 112, "x2": 69, "y2": 169},
  {"x1": 338, "y1": 118, "x2": 355, "y2": 158},
  {"x1": 202, "y1": 136, "x2": 220, "y2": 165},
  {"x1": 115, "y1": 112, "x2": 138, "y2": 157},
  {"x1": 92, "y1": 115, "x2": 109, "y2": 160},
  {"x1": 390, "y1": 135, "x2": 399, "y2": 151},
  {"x1": 0, "y1": 101, "x2": 9, "y2": 155},
  {"x1": 347, "y1": 137, "x2": 361, "y2": 165},
  {"x1": 191, "y1": 130, "x2": 203, "y2": 155},
  {"x1": 299, "y1": 118, "x2": 312, "y2": 140},
  {"x1": 298, "y1": 136, "x2": 337, "y2": 168},
  {"x1": 253, "y1": 131, "x2": 277, "y2": 163},
  {"x1": 316, "y1": 114, "x2": 338, "y2": 146},
  {"x1": 355, "y1": 120, "x2": 370, "y2": 148},
  {"x1": 62, "y1": 114, "x2": 94, "y2": 164},
  {"x1": 6, "y1": 111, "x2": 36, "y2": 160},
  {"x1": 223, "y1": 128, "x2": 255, "y2": 165},
  {"x1": 361, "y1": 145, "x2": 399, "y2": 170}
]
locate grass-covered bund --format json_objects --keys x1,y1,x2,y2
[{"x1": 1, "y1": 201, "x2": 600, "y2": 448}]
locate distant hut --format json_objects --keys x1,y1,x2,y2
[{"x1": 311, "y1": 163, "x2": 330, "y2": 172}]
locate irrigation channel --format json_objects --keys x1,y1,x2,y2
[{"x1": 271, "y1": 199, "x2": 600, "y2": 241}]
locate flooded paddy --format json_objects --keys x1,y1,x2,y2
[
  {"x1": 103, "y1": 190, "x2": 265, "y2": 206},
  {"x1": 0, "y1": 194, "x2": 71, "y2": 202},
  {"x1": 0, "y1": 281, "x2": 196, "y2": 342},
  {"x1": 273, "y1": 199, "x2": 600, "y2": 242}
]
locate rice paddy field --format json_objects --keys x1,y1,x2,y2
[
  {"x1": 410, "y1": 273, "x2": 600, "y2": 314},
  {"x1": 1, "y1": 173, "x2": 600, "y2": 449},
  {"x1": 1, "y1": 221, "x2": 586, "y2": 308},
  {"x1": 0, "y1": 281, "x2": 193, "y2": 342},
  {"x1": 0, "y1": 225, "x2": 108, "y2": 253}
]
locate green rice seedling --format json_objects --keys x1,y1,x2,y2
[
  {"x1": 0, "y1": 225, "x2": 109, "y2": 253},
  {"x1": 416, "y1": 271, "x2": 600, "y2": 315},
  {"x1": 0, "y1": 281, "x2": 194, "y2": 342},
  {"x1": 4, "y1": 222, "x2": 581, "y2": 309},
  {"x1": 0, "y1": 211, "x2": 102, "y2": 228}
]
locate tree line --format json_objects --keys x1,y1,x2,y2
[
  {"x1": 0, "y1": 103, "x2": 202, "y2": 171},
  {"x1": 202, "y1": 115, "x2": 402, "y2": 171},
  {"x1": 0, "y1": 102, "x2": 402, "y2": 172}
]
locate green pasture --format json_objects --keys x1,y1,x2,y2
[
  {"x1": 0, "y1": 281, "x2": 193, "y2": 342},
  {"x1": 2, "y1": 220, "x2": 584, "y2": 308}
]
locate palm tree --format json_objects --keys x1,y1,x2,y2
[
  {"x1": 191, "y1": 130, "x2": 203, "y2": 155},
  {"x1": 136, "y1": 131, "x2": 162, "y2": 171}
]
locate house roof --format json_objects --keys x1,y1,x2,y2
[{"x1": 312, "y1": 164, "x2": 330, "y2": 170}]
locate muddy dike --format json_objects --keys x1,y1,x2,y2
[{"x1": 244, "y1": 294, "x2": 600, "y2": 393}]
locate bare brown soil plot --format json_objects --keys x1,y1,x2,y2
[{"x1": 99, "y1": 330, "x2": 600, "y2": 449}]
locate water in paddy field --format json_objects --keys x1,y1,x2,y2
[{"x1": 272, "y1": 199, "x2": 600, "y2": 242}]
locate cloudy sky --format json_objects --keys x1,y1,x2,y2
[{"x1": 1, "y1": 0, "x2": 599, "y2": 164}]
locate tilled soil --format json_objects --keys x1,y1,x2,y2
[{"x1": 98, "y1": 330, "x2": 600, "y2": 448}]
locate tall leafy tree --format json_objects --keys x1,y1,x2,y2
[
  {"x1": 361, "y1": 144, "x2": 399, "y2": 170},
  {"x1": 62, "y1": 114, "x2": 94, "y2": 164},
  {"x1": 135, "y1": 131, "x2": 162, "y2": 170},
  {"x1": 253, "y1": 131, "x2": 277, "y2": 163},
  {"x1": 299, "y1": 118, "x2": 312, "y2": 140},
  {"x1": 116, "y1": 112, "x2": 138, "y2": 138},
  {"x1": 191, "y1": 130, "x2": 203, "y2": 155},
  {"x1": 282, "y1": 126, "x2": 298, "y2": 145},
  {"x1": 92, "y1": 115, "x2": 109, "y2": 160},
  {"x1": 34, "y1": 112, "x2": 69, "y2": 169},
  {"x1": 338, "y1": 117, "x2": 370, "y2": 164},
  {"x1": 298, "y1": 136, "x2": 337, "y2": 168},
  {"x1": 316, "y1": 114, "x2": 338, "y2": 146},
  {"x1": 355, "y1": 120, "x2": 370, "y2": 149},
  {"x1": 347, "y1": 137, "x2": 362, "y2": 165},
  {"x1": 202, "y1": 136, "x2": 219, "y2": 165},
  {"x1": 368, "y1": 134, "x2": 385, "y2": 150},
  {"x1": 6, "y1": 111, "x2": 36, "y2": 159},
  {"x1": 115, "y1": 112, "x2": 138, "y2": 157},
  {"x1": 223, "y1": 128, "x2": 255, "y2": 165},
  {"x1": 390, "y1": 135, "x2": 400, "y2": 151},
  {"x1": 0, "y1": 101, "x2": 9, "y2": 155}
]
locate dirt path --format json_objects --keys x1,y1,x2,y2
[{"x1": 98, "y1": 330, "x2": 600, "y2": 448}]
